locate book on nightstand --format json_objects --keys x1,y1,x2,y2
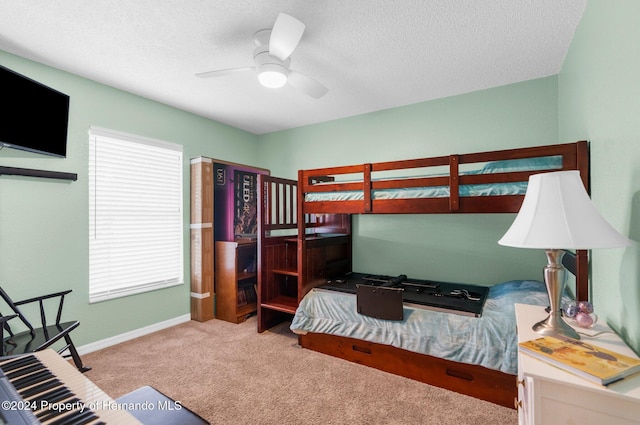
[{"x1": 519, "y1": 334, "x2": 640, "y2": 386}]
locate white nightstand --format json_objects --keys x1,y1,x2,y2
[{"x1": 515, "y1": 303, "x2": 640, "y2": 425}]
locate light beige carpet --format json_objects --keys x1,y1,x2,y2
[{"x1": 83, "y1": 316, "x2": 517, "y2": 425}]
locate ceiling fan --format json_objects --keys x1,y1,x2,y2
[{"x1": 197, "y1": 13, "x2": 328, "y2": 99}]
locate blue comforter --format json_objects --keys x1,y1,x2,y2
[{"x1": 290, "y1": 280, "x2": 556, "y2": 374}]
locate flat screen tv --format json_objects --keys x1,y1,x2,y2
[{"x1": 0, "y1": 65, "x2": 69, "y2": 157}]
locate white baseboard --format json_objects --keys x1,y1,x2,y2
[{"x1": 77, "y1": 314, "x2": 191, "y2": 355}]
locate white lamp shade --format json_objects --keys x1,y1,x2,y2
[{"x1": 499, "y1": 170, "x2": 632, "y2": 249}]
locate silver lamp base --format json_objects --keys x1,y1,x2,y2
[
  {"x1": 534, "y1": 249, "x2": 580, "y2": 340},
  {"x1": 533, "y1": 313, "x2": 580, "y2": 339}
]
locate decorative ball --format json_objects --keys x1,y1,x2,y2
[
  {"x1": 562, "y1": 301, "x2": 578, "y2": 318},
  {"x1": 578, "y1": 300, "x2": 594, "y2": 314},
  {"x1": 575, "y1": 312, "x2": 594, "y2": 328}
]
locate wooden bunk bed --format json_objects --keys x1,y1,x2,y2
[
  {"x1": 297, "y1": 141, "x2": 590, "y2": 298},
  {"x1": 258, "y1": 141, "x2": 590, "y2": 409}
]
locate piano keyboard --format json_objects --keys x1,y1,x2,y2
[{"x1": 0, "y1": 350, "x2": 141, "y2": 425}]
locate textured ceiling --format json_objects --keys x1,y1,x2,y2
[{"x1": 0, "y1": 0, "x2": 586, "y2": 135}]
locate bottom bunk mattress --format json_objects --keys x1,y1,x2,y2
[{"x1": 290, "y1": 279, "x2": 556, "y2": 375}]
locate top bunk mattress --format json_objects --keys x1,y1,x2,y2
[{"x1": 305, "y1": 155, "x2": 562, "y2": 202}]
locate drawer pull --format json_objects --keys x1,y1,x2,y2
[
  {"x1": 352, "y1": 345, "x2": 372, "y2": 355},
  {"x1": 446, "y1": 369, "x2": 473, "y2": 381}
]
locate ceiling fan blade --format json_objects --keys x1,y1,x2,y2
[
  {"x1": 196, "y1": 67, "x2": 253, "y2": 78},
  {"x1": 269, "y1": 13, "x2": 305, "y2": 61},
  {"x1": 287, "y1": 70, "x2": 328, "y2": 99}
]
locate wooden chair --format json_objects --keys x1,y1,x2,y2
[{"x1": 0, "y1": 287, "x2": 90, "y2": 372}]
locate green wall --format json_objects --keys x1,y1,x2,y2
[
  {"x1": 5, "y1": 1, "x2": 638, "y2": 354},
  {"x1": 258, "y1": 77, "x2": 560, "y2": 285},
  {"x1": 0, "y1": 50, "x2": 259, "y2": 346},
  {"x1": 558, "y1": 0, "x2": 640, "y2": 353}
]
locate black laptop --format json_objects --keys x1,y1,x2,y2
[{"x1": 356, "y1": 285, "x2": 404, "y2": 321}]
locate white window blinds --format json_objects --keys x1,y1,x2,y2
[{"x1": 88, "y1": 127, "x2": 184, "y2": 303}]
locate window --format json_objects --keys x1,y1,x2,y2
[{"x1": 88, "y1": 127, "x2": 183, "y2": 303}]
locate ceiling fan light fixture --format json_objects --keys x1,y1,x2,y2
[
  {"x1": 258, "y1": 64, "x2": 287, "y2": 88},
  {"x1": 198, "y1": 13, "x2": 328, "y2": 98}
]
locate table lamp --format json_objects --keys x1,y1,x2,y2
[{"x1": 499, "y1": 170, "x2": 632, "y2": 339}]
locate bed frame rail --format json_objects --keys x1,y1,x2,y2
[
  {"x1": 259, "y1": 175, "x2": 298, "y2": 233},
  {"x1": 300, "y1": 141, "x2": 589, "y2": 215}
]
